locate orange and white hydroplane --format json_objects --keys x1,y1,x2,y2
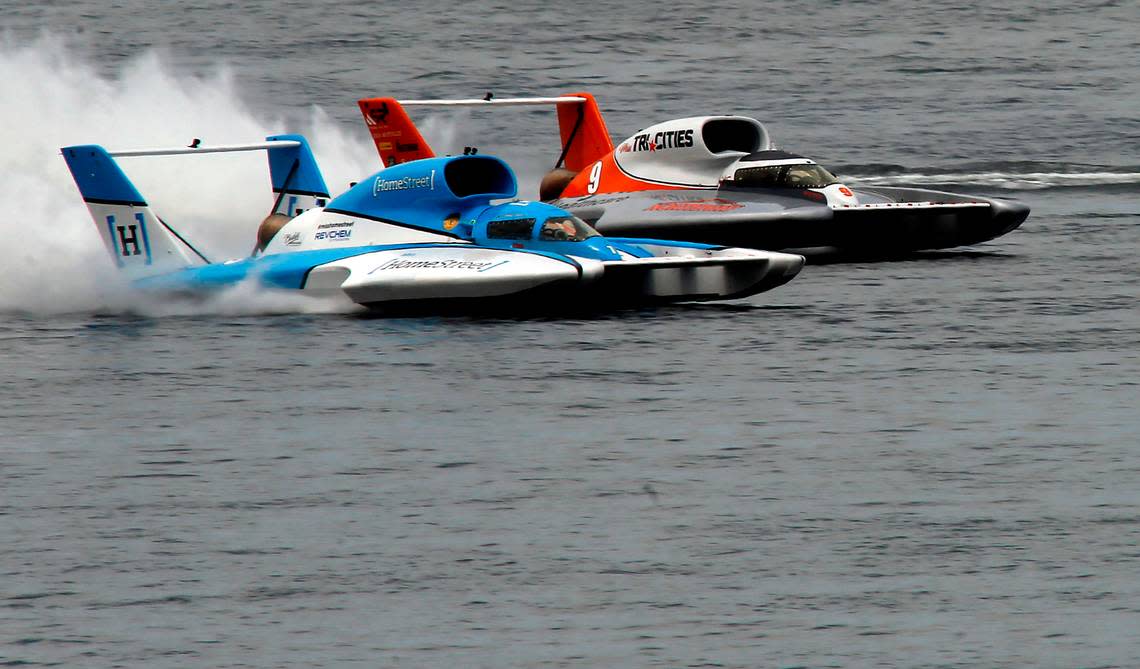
[{"x1": 357, "y1": 93, "x2": 1029, "y2": 256}]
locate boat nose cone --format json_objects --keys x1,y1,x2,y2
[
  {"x1": 770, "y1": 251, "x2": 806, "y2": 283},
  {"x1": 822, "y1": 183, "x2": 860, "y2": 206},
  {"x1": 993, "y1": 199, "x2": 1031, "y2": 229}
]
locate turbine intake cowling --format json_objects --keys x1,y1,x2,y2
[
  {"x1": 324, "y1": 155, "x2": 519, "y2": 236},
  {"x1": 612, "y1": 116, "x2": 773, "y2": 187}
]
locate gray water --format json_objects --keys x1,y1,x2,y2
[{"x1": 2, "y1": 1, "x2": 1139, "y2": 667}]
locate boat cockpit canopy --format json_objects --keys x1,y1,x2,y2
[
  {"x1": 731, "y1": 162, "x2": 840, "y2": 189},
  {"x1": 485, "y1": 214, "x2": 599, "y2": 242},
  {"x1": 538, "y1": 216, "x2": 599, "y2": 242}
]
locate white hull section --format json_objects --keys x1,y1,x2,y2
[
  {"x1": 301, "y1": 245, "x2": 802, "y2": 308},
  {"x1": 304, "y1": 246, "x2": 597, "y2": 305}
]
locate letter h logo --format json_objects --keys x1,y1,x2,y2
[
  {"x1": 105, "y1": 213, "x2": 152, "y2": 266},
  {"x1": 117, "y1": 224, "x2": 141, "y2": 256}
]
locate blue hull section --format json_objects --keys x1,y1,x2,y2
[
  {"x1": 133, "y1": 243, "x2": 590, "y2": 293},
  {"x1": 136, "y1": 246, "x2": 391, "y2": 292}
]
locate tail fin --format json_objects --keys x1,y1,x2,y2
[
  {"x1": 555, "y1": 92, "x2": 613, "y2": 173},
  {"x1": 265, "y1": 134, "x2": 331, "y2": 217},
  {"x1": 358, "y1": 97, "x2": 436, "y2": 166},
  {"x1": 61, "y1": 145, "x2": 202, "y2": 277}
]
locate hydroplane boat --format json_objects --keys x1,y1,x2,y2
[
  {"x1": 357, "y1": 93, "x2": 1030, "y2": 257},
  {"x1": 61, "y1": 135, "x2": 804, "y2": 312}
]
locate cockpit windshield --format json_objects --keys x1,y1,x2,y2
[
  {"x1": 537, "y1": 216, "x2": 599, "y2": 242},
  {"x1": 486, "y1": 218, "x2": 536, "y2": 240},
  {"x1": 732, "y1": 163, "x2": 839, "y2": 189}
]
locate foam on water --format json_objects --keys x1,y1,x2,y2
[
  {"x1": 849, "y1": 170, "x2": 1140, "y2": 190},
  {"x1": 0, "y1": 34, "x2": 381, "y2": 315}
]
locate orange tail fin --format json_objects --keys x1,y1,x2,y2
[
  {"x1": 555, "y1": 92, "x2": 613, "y2": 173},
  {"x1": 358, "y1": 97, "x2": 436, "y2": 166}
]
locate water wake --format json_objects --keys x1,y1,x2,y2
[{"x1": 842, "y1": 165, "x2": 1140, "y2": 190}]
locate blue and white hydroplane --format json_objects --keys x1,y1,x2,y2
[{"x1": 61, "y1": 136, "x2": 805, "y2": 312}]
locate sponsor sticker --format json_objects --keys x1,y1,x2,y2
[
  {"x1": 283, "y1": 231, "x2": 302, "y2": 246},
  {"x1": 620, "y1": 128, "x2": 695, "y2": 153},
  {"x1": 315, "y1": 229, "x2": 352, "y2": 241},
  {"x1": 373, "y1": 169, "x2": 435, "y2": 195},
  {"x1": 647, "y1": 198, "x2": 743, "y2": 213},
  {"x1": 367, "y1": 102, "x2": 390, "y2": 125},
  {"x1": 571, "y1": 193, "x2": 630, "y2": 206},
  {"x1": 369, "y1": 257, "x2": 509, "y2": 274}
]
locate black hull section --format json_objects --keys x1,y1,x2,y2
[
  {"x1": 588, "y1": 186, "x2": 1030, "y2": 258},
  {"x1": 812, "y1": 201, "x2": 1028, "y2": 254},
  {"x1": 600, "y1": 201, "x2": 1027, "y2": 255}
]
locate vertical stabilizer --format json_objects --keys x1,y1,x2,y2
[
  {"x1": 358, "y1": 97, "x2": 436, "y2": 166},
  {"x1": 555, "y1": 92, "x2": 613, "y2": 173},
  {"x1": 61, "y1": 145, "x2": 201, "y2": 277},
  {"x1": 265, "y1": 134, "x2": 331, "y2": 217}
]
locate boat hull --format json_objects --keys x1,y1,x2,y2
[
  {"x1": 311, "y1": 245, "x2": 804, "y2": 313},
  {"x1": 566, "y1": 187, "x2": 1029, "y2": 258}
]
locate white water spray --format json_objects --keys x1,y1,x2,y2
[{"x1": 0, "y1": 35, "x2": 381, "y2": 315}]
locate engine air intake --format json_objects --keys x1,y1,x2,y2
[
  {"x1": 702, "y1": 119, "x2": 763, "y2": 154},
  {"x1": 445, "y1": 156, "x2": 515, "y2": 197}
]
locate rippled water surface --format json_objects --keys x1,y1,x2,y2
[{"x1": 2, "y1": 1, "x2": 1139, "y2": 667}]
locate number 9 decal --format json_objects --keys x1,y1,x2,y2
[{"x1": 587, "y1": 161, "x2": 602, "y2": 194}]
